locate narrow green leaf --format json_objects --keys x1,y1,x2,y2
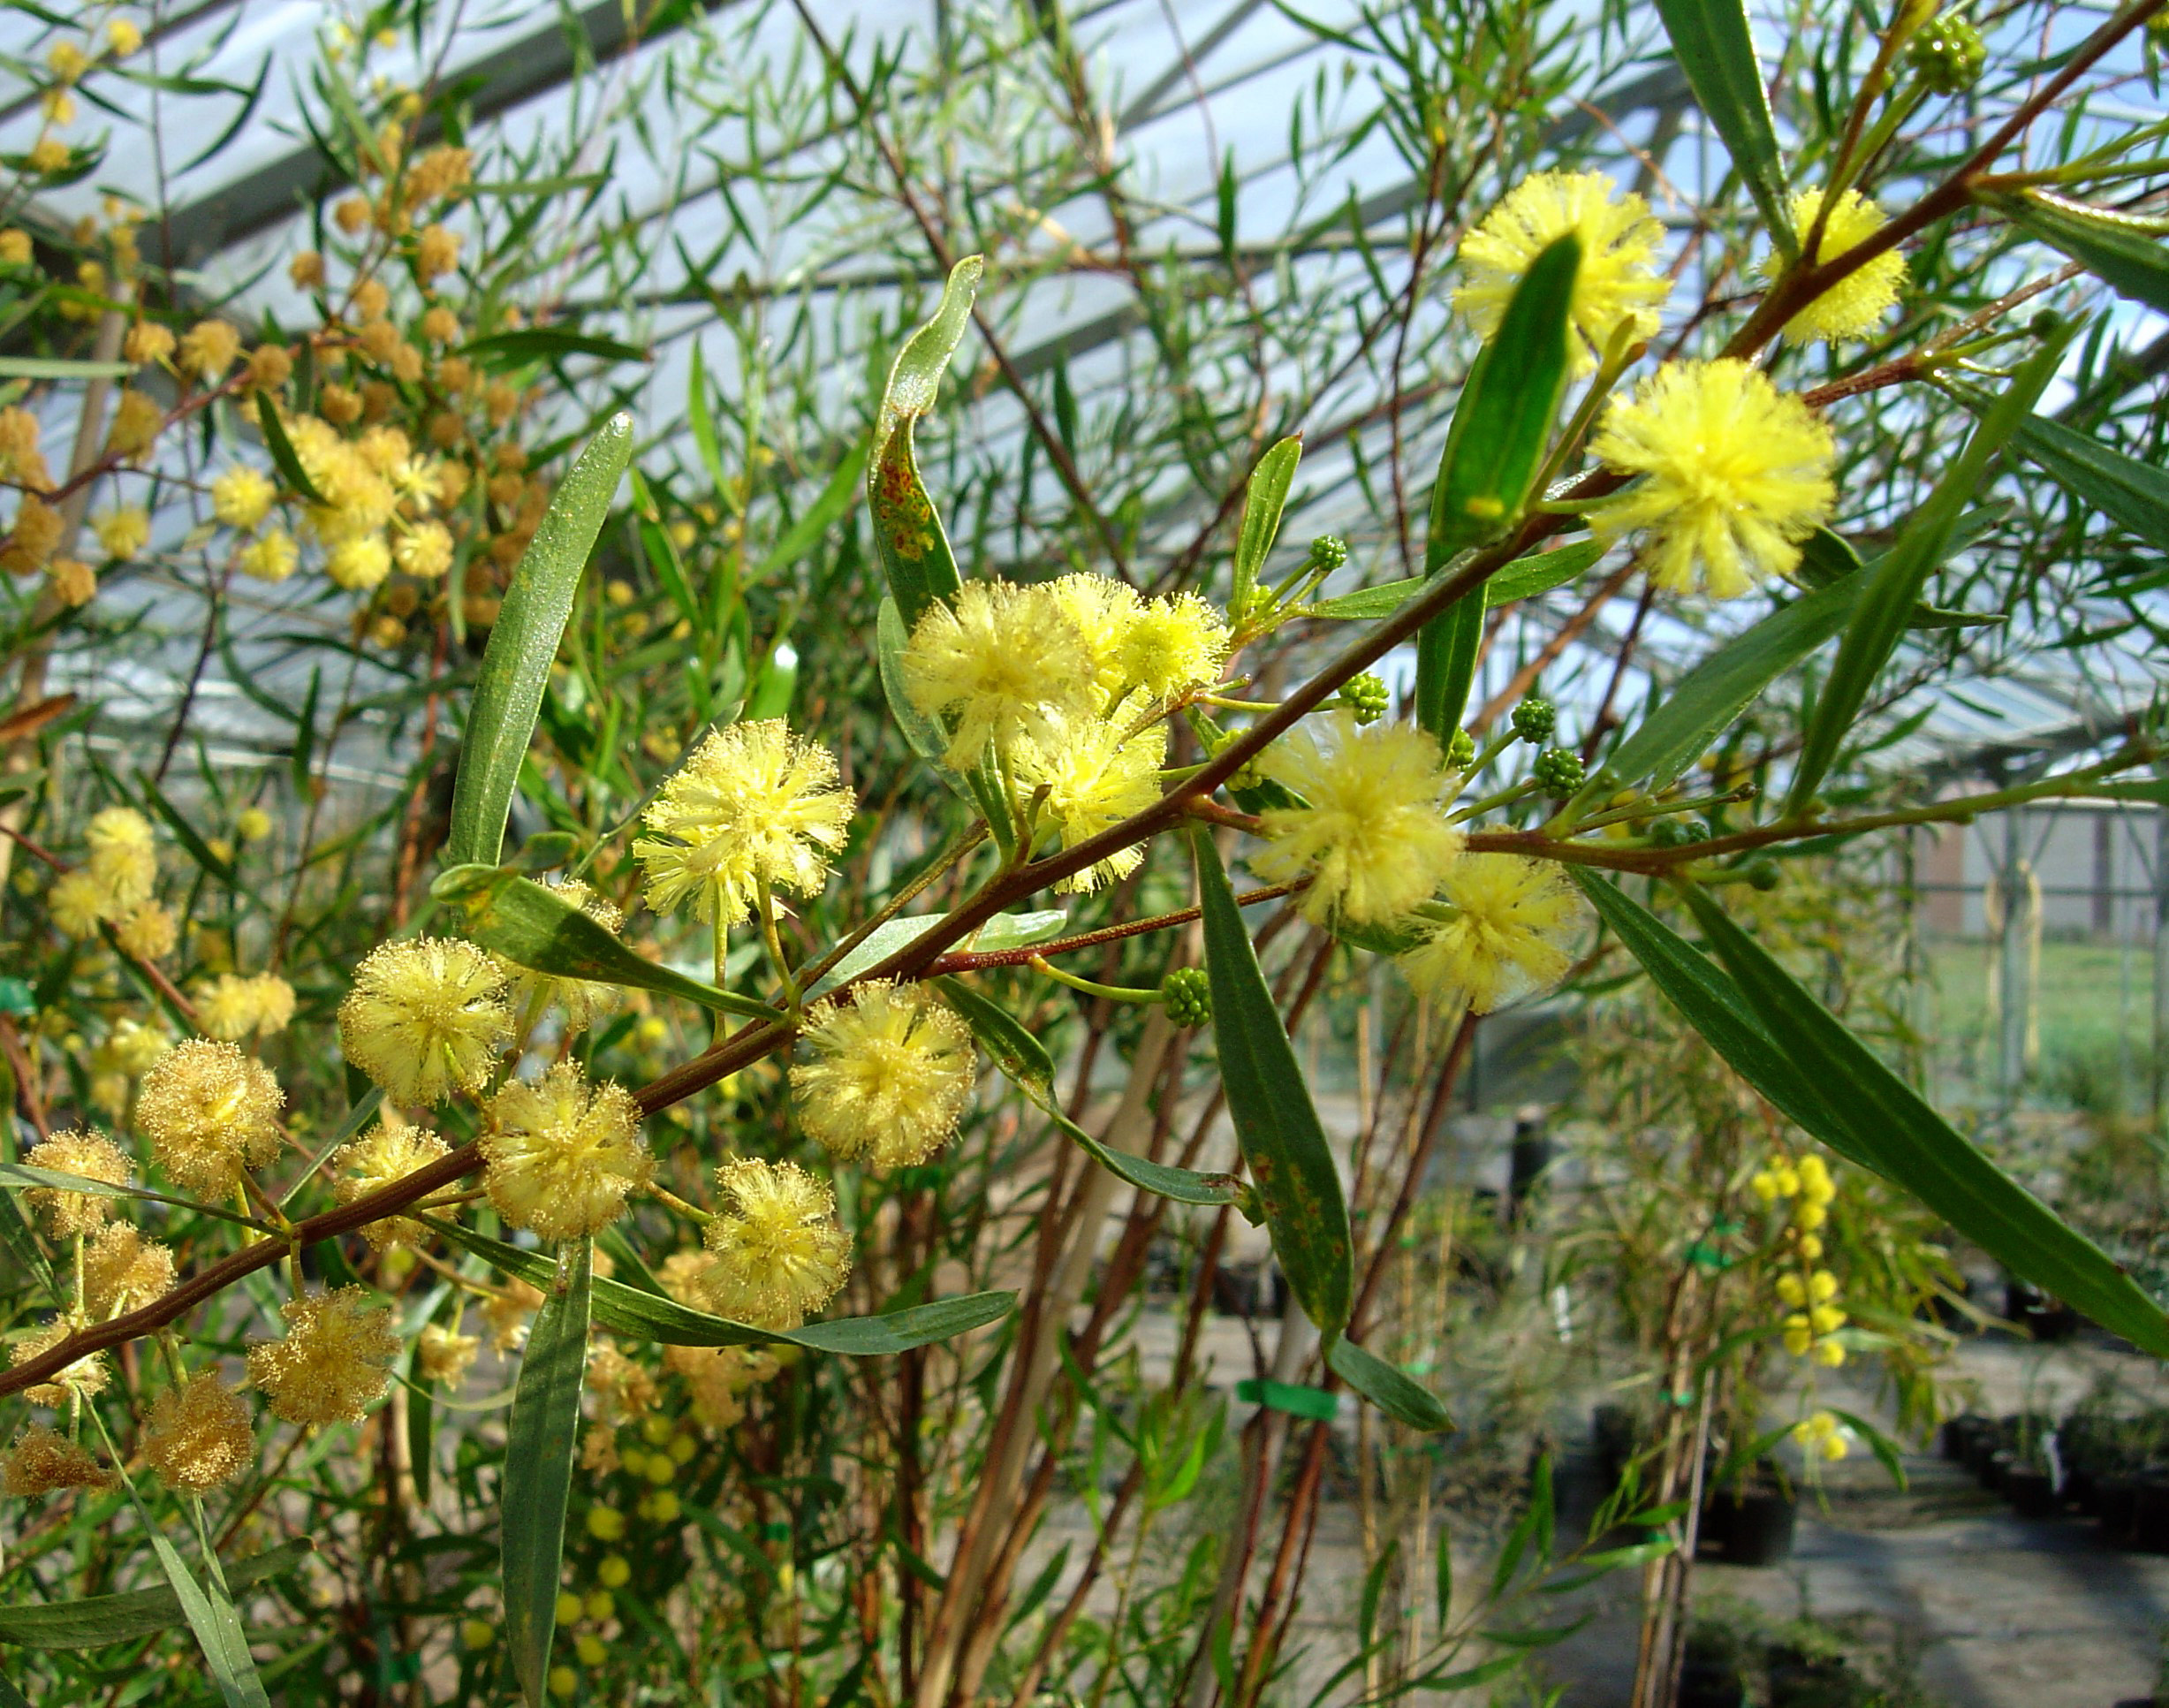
[
  {"x1": 0, "y1": 356, "x2": 133, "y2": 380},
  {"x1": 0, "y1": 1671, "x2": 27, "y2": 1708},
  {"x1": 876, "y1": 596, "x2": 970, "y2": 798},
  {"x1": 971, "y1": 911, "x2": 1068, "y2": 955},
  {"x1": 1680, "y1": 886, "x2": 2169, "y2": 1358},
  {"x1": 137, "y1": 1522, "x2": 270, "y2": 1708},
  {"x1": 1435, "y1": 1517, "x2": 1452, "y2": 1627},
  {"x1": 1413, "y1": 595, "x2": 1483, "y2": 742},
  {"x1": 686, "y1": 342, "x2": 727, "y2": 495},
  {"x1": 1232, "y1": 436, "x2": 1304, "y2": 610},
  {"x1": 431, "y1": 865, "x2": 778, "y2": 1021},
  {"x1": 422, "y1": 1217, "x2": 1013, "y2": 1352},
  {"x1": 2000, "y1": 194, "x2": 2169, "y2": 315},
  {"x1": 254, "y1": 396, "x2": 328, "y2": 506},
  {"x1": 1827, "y1": 1407, "x2": 1907, "y2": 1490},
  {"x1": 1194, "y1": 829, "x2": 1352, "y2": 1336},
  {"x1": 743, "y1": 641, "x2": 799, "y2": 722},
  {"x1": 868, "y1": 256, "x2": 982, "y2": 628},
  {"x1": 1653, "y1": 0, "x2": 1792, "y2": 253},
  {"x1": 445, "y1": 414, "x2": 633, "y2": 869},
  {"x1": 1602, "y1": 575, "x2": 1860, "y2": 791},
  {"x1": 1308, "y1": 539, "x2": 1601, "y2": 621},
  {"x1": 289, "y1": 667, "x2": 321, "y2": 801},
  {"x1": 459, "y1": 328, "x2": 648, "y2": 369},
  {"x1": 1328, "y1": 1338, "x2": 1451, "y2": 1432},
  {"x1": 1309, "y1": 576, "x2": 1419, "y2": 620},
  {"x1": 934, "y1": 977, "x2": 1054, "y2": 1094},
  {"x1": 1789, "y1": 331, "x2": 2070, "y2": 810},
  {"x1": 1537, "y1": 1537, "x2": 1675, "y2": 1594},
  {"x1": 136, "y1": 770, "x2": 238, "y2": 886},
  {"x1": 757, "y1": 446, "x2": 867, "y2": 581},
  {"x1": 2015, "y1": 415, "x2": 2169, "y2": 553},
  {"x1": 503, "y1": 1241, "x2": 592, "y2": 1708},
  {"x1": 0, "y1": 1541, "x2": 312, "y2": 1650}
]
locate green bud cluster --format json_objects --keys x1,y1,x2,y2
[
  {"x1": 1309, "y1": 535, "x2": 1349, "y2": 572},
  {"x1": 1907, "y1": 14, "x2": 1985, "y2": 95},
  {"x1": 1446, "y1": 729, "x2": 1476, "y2": 770},
  {"x1": 1338, "y1": 672, "x2": 1390, "y2": 725},
  {"x1": 1160, "y1": 966, "x2": 1212, "y2": 1028},
  {"x1": 1510, "y1": 696, "x2": 1556, "y2": 744},
  {"x1": 1532, "y1": 747, "x2": 1584, "y2": 795}
]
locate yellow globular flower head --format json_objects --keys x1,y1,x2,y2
[
  {"x1": 1452, "y1": 171, "x2": 1670, "y2": 375},
  {"x1": 106, "y1": 389, "x2": 163, "y2": 459},
  {"x1": 247, "y1": 1286, "x2": 398, "y2": 1427},
  {"x1": 87, "y1": 806, "x2": 156, "y2": 907},
  {"x1": 393, "y1": 520, "x2": 453, "y2": 580},
  {"x1": 144, "y1": 1373, "x2": 255, "y2": 1492},
  {"x1": 331, "y1": 1108, "x2": 451, "y2": 1249},
  {"x1": 0, "y1": 229, "x2": 30, "y2": 268},
  {"x1": 13, "y1": 1319, "x2": 110, "y2": 1407},
  {"x1": 700, "y1": 1158, "x2": 852, "y2": 1332},
  {"x1": 1794, "y1": 1409, "x2": 1851, "y2": 1462},
  {"x1": 1777, "y1": 189, "x2": 1907, "y2": 344},
  {"x1": 47, "y1": 869, "x2": 111, "y2": 938},
  {"x1": 1796, "y1": 1152, "x2": 1835, "y2": 1205},
  {"x1": 4, "y1": 1425, "x2": 113, "y2": 1496},
  {"x1": 1048, "y1": 573, "x2": 1143, "y2": 701},
  {"x1": 327, "y1": 535, "x2": 392, "y2": 591},
  {"x1": 177, "y1": 320, "x2": 241, "y2": 382},
  {"x1": 1014, "y1": 714, "x2": 1166, "y2": 893},
  {"x1": 1397, "y1": 854, "x2": 1589, "y2": 1013},
  {"x1": 500, "y1": 880, "x2": 625, "y2": 1035},
  {"x1": 899, "y1": 580, "x2": 1098, "y2": 770},
  {"x1": 634, "y1": 720, "x2": 854, "y2": 926},
  {"x1": 135, "y1": 1040, "x2": 284, "y2": 1197},
  {"x1": 339, "y1": 937, "x2": 512, "y2": 1105},
  {"x1": 481, "y1": 1062, "x2": 651, "y2": 1241},
  {"x1": 1590, "y1": 360, "x2": 1836, "y2": 599},
  {"x1": 21, "y1": 1128, "x2": 131, "y2": 1236},
  {"x1": 483, "y1": 1279, "x2": 543, "y2": 1352},
  {"x1": 114, "y1": 901, "x2": 177, "y2": 960},
  {"x1": 791, "y1": 982, "x2": 975, "y2": 1171},
  {"x1": 47, "y1": 558, "x2": 95, "y2": 609},
  {"x1": 83, "y1": 1222, "x2": 174, "y2": 1317},
  {"x1": 1251, "y1": 710, "x2": 1464, "y2": 926},
  {"x1": 239, "y1": 529, "x2": 298, "y2": 582},
  {"x1": 237, "y1": 807, "x2": 273, "y2": 843},
  {"x1": 417, "y1": 1322, "x2": 479, "y2": 1386},
  {"x1": 125, "y1": 322, "x2": 175, "y2": 367},
  {"x1": 211, "y1": 466, "x2": 276, "y2": 530},
  {"x1": 93, "y1": 506, "x2": 150, "y2": 560},
  {"x1": 1119, "y1": 592, "x2": 1228, "y2": 703},
  {"x1": 109, "y1": 19, "x2": 145, "y2": 57}
]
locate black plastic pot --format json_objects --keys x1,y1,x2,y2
[
  {"x1": 2005, "y1": 1278, "x2": 2078, "y2": 1342},
  {"x1": 1767, "y1": 1646, "x2": 1849, "y2": 1708},
  {"x1": 1939, "y1": 1414, "x2": 1983, "y2": 1461},
  {"x1": 1961, "y1": 1417, "x2": 2004, "y2": 1484},
  {"x1": 2003, "y1": 1464, "x2": 2059, "y2": 1518},
  {"x1": 1698, "y1": 1487, "x2": 1797, "y2": 1566},
  {"x1": 2134, "y1": 1474, "x2": 2169, "y2": 1552},
  {"x1": 2098, "y1": 1474, "x2": 2139, "y2": 1548},
  {"x1": 1675, "y1": 1655, "x2": 1748, "y2": 1708}
]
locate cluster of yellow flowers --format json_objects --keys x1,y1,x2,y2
[
  {"x1": 1794, "y1": 1408, "x2": 1852, "y2": 1463},
  {"x1": 1755, "y1": 1150, "x2": 1847, "y2": 1366},
  {"x1": 42, "y1": 808, "x2": 176, "y2": 959}
]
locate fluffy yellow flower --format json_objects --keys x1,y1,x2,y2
[
  {"x1": 12, "y1": 1320, "x2": 109, "y2": 1408},
  {"x1": 83, "y1": 1222, "x2": 174, "y2": 1317},
  {"x1": 791, "y1": 982, "x2": 975, "y2": 1170},
  {"x1": 1778, "y1": 188, "x2": 1907, "y2": 344},
  {"x1": 95, "y1": 1018, "x2": 170, "y2": 1078},
  {"x1": 144, "y1": 1373, "x2": 254, "y2": 1492},
  {"x1": 20, "y1": 1128, "x2": 131, "y2": 1237},
  {"x1": 109, "y1": 19, "x2": 144, "y2": 57},
  {"x1": 900, "y1": 580, "x2": 1098, "y2": 770},
  {"x1": 46, "y1": 869, "x2": 111, "y2": 938},
  {"x1": 92, "y1": 506, "x2": 150, "y2": 559},
  {"x1": 666, "y1": 1343, "x2": 777, "y2": 1432},
  {"x1": 1251, "y1": 710, "x2": 1464, "y2": 926},
  {"x1": 1589, "y1": 359, "x2": 1835, "y2": 599},
  {"x1": 634, "y1": 720, "x2": 854, "y2": 926},
  {"x1": 1794, "y1": 1408, "x2": 1850, "y2": 1463},
  {"x1": 247, "y1": 1287, "x2": 399, "y2": 1427},
  {"x1": 1120, "y1": 592, "x2": 1229, "y2": 702},
  {"x1": 237, "y1": 807, "x2": 273, "y2": 843},
  {"x1": 105, "y1": 389, "x2": 163, "y2": 459},
  {"x1": 1453, "y1": 171, "x2": 1670, "y2": 374},
  {"x1": 194, "y1": 972, "x2": 297, "y2": 1041},
  {"x1": 87, "y1": 807, "x2": 155, "y2": 907},
  {"x1": 332, "y1": 1109, "x2": 452, "y2": 1249},
  {"x1": 211, "y1": 466, "x2": 276, "y2": 530},
  {"x1": 327, "y1": 534, "x2": 391, "y2": 591},
  {"x1": 500, "y1": 880, "x2": 625, "y2": 1034},
  {"x1": 417, "y1": 1323, "x2": 480, "y2": 1386},
  {"x1": 339, "y1": 937, "x2": 511, "y2": 1106},
  {"x1": 1397, "y1": 854, "x2": 1589, "y2": 1013},
  {"x1": 47, "y1": 558, "x2": 95, "y2": 609},
  {"x1": 700, "y1": 1159, "x2": 851, "y2": 1332},
  {"x1": 3, "y1": 1425, "x2": 112, "y2": 1496},
  {"x1": 135, "y1": 1040, "x2": 284, "y2": 1196},
  {"x1": 1014, "y1": 715, "x2": 1165, "y2": 893},
  {"x1": 177, "y1": 320, "x2": 241, "y2": 381},
  {"x1": 124, "y1": 322, "x2": 174, "y2": 367},
  {"x1": 393, "y1": 520, "x2": 453, "y2": 579},
  {"x1": 1049, "y1": 573, "x2": 1143, "y2": 700},
  {"x1": 239, "y1": 528, "x2": 298, "y2": 582},
  {"x1": 113, "y1": 901, "x2": 177, "y2": 960},
  {"x1": 482, "y1": 1279, "x2": 543, "y2": 1352},
  {"x1": 482, "y1": 1062, "x2": 651, "y2": 1241}
]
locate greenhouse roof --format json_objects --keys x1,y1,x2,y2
[{"x1": 8, "y1": 0, "x2": 2164, "y2": 792}]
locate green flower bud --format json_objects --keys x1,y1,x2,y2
[
  {"x1": 1161, "y1": 966, "x2": 1212, "y2": 1029},
  {"x1": 1907, "y1": 15, "x2": 1986, "y2": 95},
  {"x1": 1337, "y1": 672, "x2": 1391, "y2": 725},
  {"x1": 1309, "y1": 535, "x2": 1349, "y2": 572},
  {"x1": 1532, "y1": 746, "x2": 1584, "y2": 795},
  {"x1": 1446, "y1": 729, "x2": 1476, "y2": 770},
  {"x1": 1510, "y1": 696, "x2": 1557, "y2": 744}
]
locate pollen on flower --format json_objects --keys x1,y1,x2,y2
[
  {"x1": 246, "y1": 1286, "x2": 399, "y2": 1427},
  {"x1": 47, "y1": 869, "x2": 112, "y2": 938},
  {"x1": 418, "y1": 1322, "x2": 480, "y2": 1386},
  {"x1": 339, "y1": 937, "x2": 511, "y2": 1105},
  {"x1": 332, "y1": 1108, "x2": 452, "y2": 1248},
  {"x1": 83, "y1": 1222, "x2": 175, "y2": 1317},
  {"x1": 144, "y1": 1373, "x2": 255, "y2": 1492},
  {"x1": 1589, "y1": 359, "x2": 1836, "y2": 599},
  {"x1": 1119, "y1": 592, "x2": 1229, "y2": 703},
  {"x1": 1452, "y1": 171, "x2": 1670, "y2": 374},
  {"x1": 1777, "y1": 188, "x2": 1907, "y2": 344},
  {"x1": 899, "y1": 580, "x2": 1097, "y2": 770},
  {"x1": 87, "y1": 806, "x2": 156, "y2": 908},
  {"x1": 21, "y1": 1127, "x2": 131, "y2": 1236},
  {"x1": 633, "y1": 720, "x2": 854, "y2": 926},
  {"x1": 482, "y1": 1278, "x2": 544, "y2": 1352},
  {"x1": 135, "y1": 1039, "x2": 284, "y2": 1196},
  {"x1": 1251, "y1": 710, "x2": 1465, "y2": 926},
  {"x1": 239, "y1": 529, "x2": 298, "y2": 581},
  {"x1": 1049, "y1": 573, "x2": 1143, "y2": 700},
  {"x1": 1396, "y1": 854, "x2": 1590, "y2": 1013},
  {"x1": 791, "y1": 982, "x2": 975, "y2": 1170},
  {"x1": 4, "y1": 1425, "x2": 113, "y2": 1497},
  {"x1": 12, "y1": 1319, "x2": 110, "y2": 1407},
  {"x1": 211, "y1": 466, "x2": 277, "y2": 531},
  {"x1": 113, "y1": 901, "x2": 178, "y2": 960},
  {"x1": 500, "y1": 879, "x2": 626, "y2": 1034},
  {"x1": 482, "y1": 1061, "x2": 651, "y2": 1241},
  {"x1": 1013, "y1": 715, "x2": 1166, "y2": 893},
  {"x1": 700, "y1": 1158, "x2": 852, "y2": 1332}
]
